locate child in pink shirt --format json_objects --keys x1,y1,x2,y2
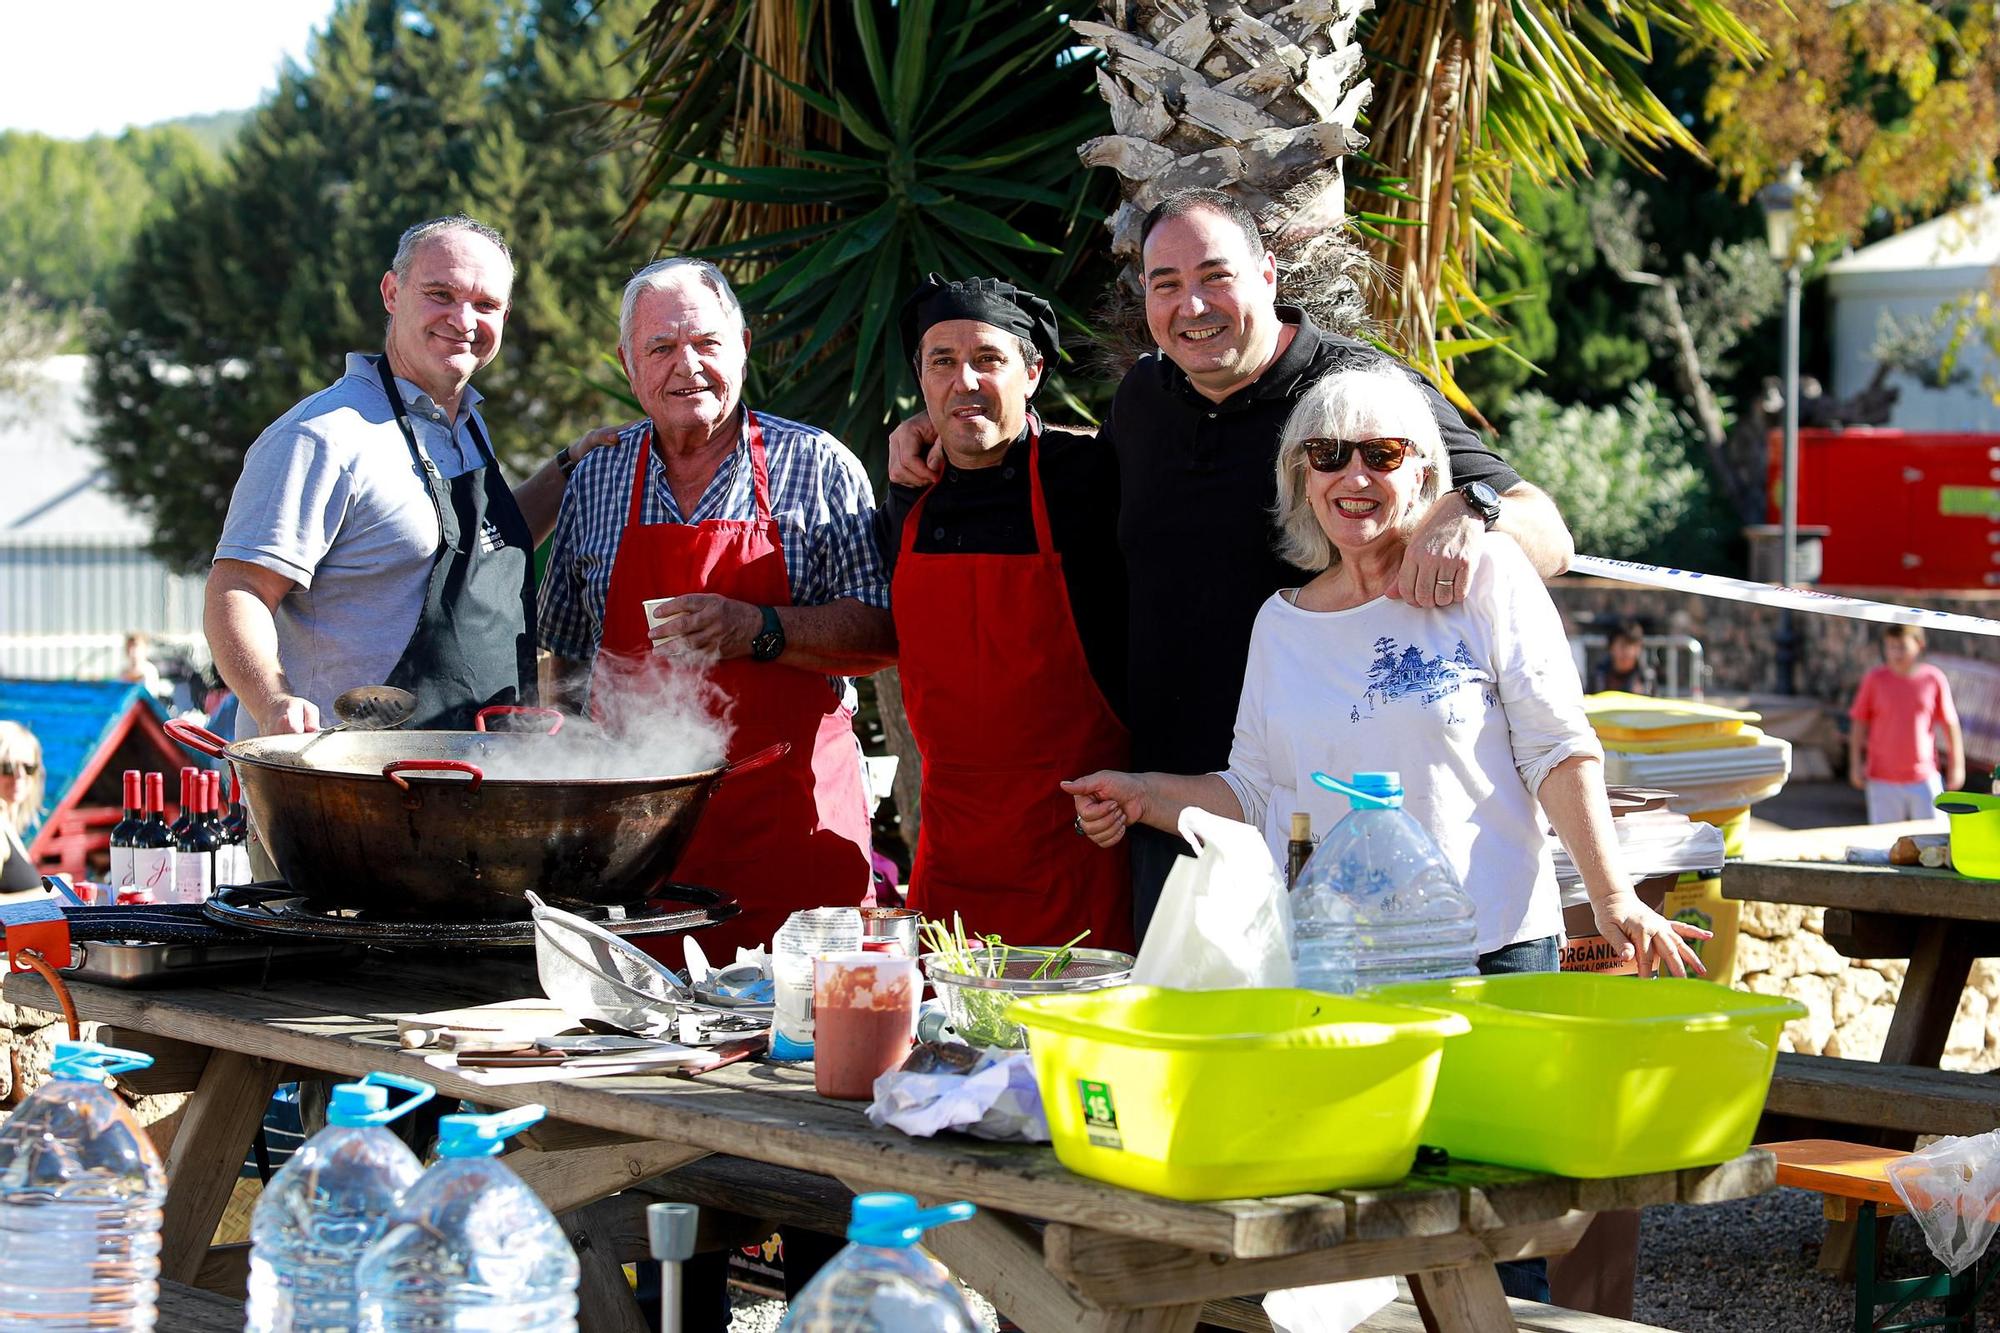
[{"x1": 1848, "y1": 625, "x2": 1964, "y2": 824}]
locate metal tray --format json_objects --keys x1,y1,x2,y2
[{"x1": 67, "y1": 938, "x2": 367, "y2": 988}]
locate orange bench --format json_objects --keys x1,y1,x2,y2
[{"x1": 1763, "y1": 1139, "x2": 1992, "y2": 1333}]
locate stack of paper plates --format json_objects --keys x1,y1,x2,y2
[{"x1": 1586, "y1": 693, "x2": 1791, "y2": 818}]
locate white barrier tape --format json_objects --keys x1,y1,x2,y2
[{"x1": 1568, "y1": 555, "x2": 2000, "y2": 640}]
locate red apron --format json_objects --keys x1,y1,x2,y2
[
  {"x1": 592, "y1": 413, "x2": 872, "y2": 958},
  {"x1": 892, "y1": 426, "x2": 1134, "y2": 951}
]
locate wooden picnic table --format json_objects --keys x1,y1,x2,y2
[
  {"x1": 1724, "y1": 860, "x2": 2000, "y2": 1076},
  {"x1": 2, "y1": 955, "x2": 1771, "y2": 1333}
]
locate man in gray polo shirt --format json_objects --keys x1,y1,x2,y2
[{"x1": 207, "y1": 215, "x2": 612, "y2": 741}]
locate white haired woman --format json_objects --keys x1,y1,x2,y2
[
  {"x1": 1065, "y1": 364, "x2": 1706, "y2": 980},
  {"x1": 0, "y1": 721, "x2": 46, "y2": 891}
]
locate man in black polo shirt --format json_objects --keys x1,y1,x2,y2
[{"x1": 891, "y1": 189, "x2": 1575, "y2": 938}]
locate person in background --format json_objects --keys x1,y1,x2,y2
[
  {"x1": 1849, "y1": 624, "x2": 1964, "y2": 821},
  {"x1": 1066, "y1": 366, "x2": 1705, "y2": 981},
  {"x1": 118, "y1": 633, "x2": 167, "y2": 702},
  {"x1": 1588, "y1": 621, "x2": 1656, "y2": 695},
  {"x1": 0, "y1": 721, "x2": 45, "y2": 892}
]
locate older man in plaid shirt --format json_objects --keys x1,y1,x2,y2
[{"x1": 540, "y1": 257, "x2": 894, "y2": 956}]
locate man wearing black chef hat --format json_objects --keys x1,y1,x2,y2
[{"x1": 878, "y1": 274, "x2": 1134, "y2": 951}]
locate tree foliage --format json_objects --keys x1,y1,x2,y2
[
  {"x1": 89, "y1": 0, "x2": 663, "y2": 572},
  {"x1": 1496, "y1": 383, "x2": 1730, "y2": 567},
  {"x1": 615, "y1": 0, "x2": 1116, "y2": 445},
  {"x1": 1705, "y1": 0, "x2": 2000, "y2": 246},
  {"x1": 0, "y1": 127, "x2": 215, "y2": 317}
]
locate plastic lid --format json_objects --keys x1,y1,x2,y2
[
  {"x1": 434, "y1": 1104, "x2": 545, "y2": 1158},
  {"x1": 1311, "y1": 770, "x2": 1403, "y2": 809},
  {"x1": 324, "y1": 1071, "x2": 435, "y2": 1128},
  {"x1": 50, "y1": 1041, "x2": 154, "y2": 1081},
  {"x1": 846, "y1": 1192, "x2": 976, "y2": 1248}
]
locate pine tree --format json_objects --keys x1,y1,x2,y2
[{"x1": 88, "y1": 0, "x2": 657, "y2": 571}]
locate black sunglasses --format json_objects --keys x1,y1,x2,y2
[
  {"x1": 0, "y1": 759, "x2": 37, "y2": 777},
  {"x1": 1302, "y1": 436, "x2": 1418, "y2": 474}
]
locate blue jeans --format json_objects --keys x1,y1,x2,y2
[{"x1": 1476, "y1": 933, "x2": 1560, "y2": 1302}]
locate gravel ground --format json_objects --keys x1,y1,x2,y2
[{"x1": 723, "y1": 1189, "x2": 1990, "y2": 1332}]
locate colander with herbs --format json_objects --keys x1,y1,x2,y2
[{"x1": 917, "y1": 916, "x2": 1133, "y2": 1049}]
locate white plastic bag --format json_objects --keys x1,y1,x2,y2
[
  {"x1": 865, "y1": 1049, "x2": 1050, "y2": 1143},
  {"x1": 1132, "y1": 807, "x2": 1294, "y2": 990},
  {"x1": 1263, "y1": 1277, "x2": 1396, "y2": 1333},
  {"x1": 1888, "y1": 1130, "x2": 2000, "y2": 1274}
]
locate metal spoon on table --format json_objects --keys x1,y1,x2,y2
[{"x1": 297, "y1": 685, "x2": 419, "y2": 757}]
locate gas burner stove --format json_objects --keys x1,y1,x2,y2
[{"x1": 203, "y1": 883, "x2": 735, "y2": 951}]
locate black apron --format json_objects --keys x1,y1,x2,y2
[{"x1": 373, "y1": 356, "x2": 538, "y2": 731}]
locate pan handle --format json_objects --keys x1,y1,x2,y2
[
  {"x1": 475, "y1": 706, "x2": 564, "y2": 735},
  {"x1": 383, "y1": 759, "x2": 486, "y2": 796},
  {"x1": 164, "y1": 718, "x2": 230, "y2": 759},
  {"x1": 718, "y1": 741, "x2": 790, "y2": 785}
]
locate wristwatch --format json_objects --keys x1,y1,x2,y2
[
  {"x1": 750, "y1": 605, "x2": 786, "y2": 662},
  {"x1": 555, "y1": 443, "x2": 579, "y2": 479},
  {"x1": 1457, "y1": 480, "x2": 1502, "y2": 530}
]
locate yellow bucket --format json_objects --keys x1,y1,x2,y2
[{"x1": 1009, "y1": 987, "x2": 1468, "y2": 1201}]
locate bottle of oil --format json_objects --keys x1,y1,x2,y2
[{"x1": 1285, "y1": 812, "x2": 1314, "y2": 890}]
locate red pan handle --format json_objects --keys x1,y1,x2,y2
[
  {"x1": 382, "y1": 759, "x2": 486, "y2": 795},
  {"x1": 474, "y1": 706, "x2": 564, "y2": 735},
  {"x1": 717, "y1": 741, "x2": 790, "y2": 785},
  {"x1": 164, "y1": 718, "x2": 230, "y2": 759}
]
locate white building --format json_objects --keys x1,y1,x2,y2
[
  {"x1": 1826, "y1": 195, "x2": 2000, "y2": 434},
  {"x1": 0, "y1": 355, "x2": 207, "y2": 679}
]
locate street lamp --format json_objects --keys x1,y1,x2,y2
[{"x1": 1757, "y1": 162, "x2": 1809, "y2": 696}]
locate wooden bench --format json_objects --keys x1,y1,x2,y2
[
  {"x1": 1762, "y1": 1139, "x2": 1994, "y2": 1333},
  {"x1": 1766, "y1": 1053, "x2": 2000, "y2": 1138}
]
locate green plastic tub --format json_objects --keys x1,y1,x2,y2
[
  {"x1": 1011, "y1": 986, "x2": 1468, "y2": 1201},
  {"x1": 1372, "y1": 973, "x2": 1805, "y2": 1178}
]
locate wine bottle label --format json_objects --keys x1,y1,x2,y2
[
  {"x1": 174, "y1": 851, "x2": 212, "y2": 904},
  {"x1": 133, "y1": 849, "x2": 174, "y2": 902},
  {"x1": 109, "y1": 846, "x2": 136, "y2": 890}
]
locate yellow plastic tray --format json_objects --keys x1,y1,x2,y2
[
  {"x1": 1372, "y1": 973, "x2": 1803, "y2": 1177},
  {"x1": 1010, "y1": 987, "x2": 1467, "y2": 1201}
]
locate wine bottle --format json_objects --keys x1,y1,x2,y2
[
  {"x1": 175, "y1": 771, "x2": 218, "y2": 904},
  {"x1": 220, "y1": 770, "x2": 249, "y2": 886},
  {"x1": 131, "y1": 773, "x2": 175, "y2": 903},
  {"x1": 107, "y1": 770, "x2": 143, "y2": 895},
  {"x1": 169, "y1": 768, "x2": 197, "y2": 848},
  {"x1": 1286, "y1": 811, "x2": 1314, "y2": 891}
]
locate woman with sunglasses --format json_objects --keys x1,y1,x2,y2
[
  {"x1": 0, "y1": 721, "x2": 45, "y2": 892},
  {"x1": 1065, "y1": 366, "x2": 1706, "y2": 980}
]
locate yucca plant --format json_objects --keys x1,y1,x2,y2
[{"x1": 616, "y1": 0, "x2": 1117, "y2": 451}]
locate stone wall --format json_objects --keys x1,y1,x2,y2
[
  {"x1": 1550, "y1": 576, "x2": 2000, "y2": 712},
  {"x1": 1735, "y1": 899, "x2": 2000, "y2": 1072}
]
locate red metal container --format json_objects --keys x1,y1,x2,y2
[{"x1": 1769, "y1": 428, "x2": 2000, "y2": 588}]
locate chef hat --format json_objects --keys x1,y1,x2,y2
[{"x1": 898, "y1": 273, "x2": 1061, "y2": 369}]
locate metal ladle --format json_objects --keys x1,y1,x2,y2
[{"x1": 298, "y1": 685, "x2": 418, "y2": 756}]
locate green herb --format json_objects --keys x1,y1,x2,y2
[{"x1": 918, "y1": 914, "x2": 1092, "y2": 1048}]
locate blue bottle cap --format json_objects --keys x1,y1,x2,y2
[
  {"x1": 49, "y1": 1041, "x2": 154, "y2": 1081},
  {"x1": 323, "y1": 1071, "x2": 436, "y2": 1128},
  {"x1": 1310, "y1": 771, "x2": 1403, "y2": 809},
  {"x1": 434, "y1": 1104, "x2": 546, "y2": 1158},
  {"x1": 845, "y1": 1192, "x2": 976, "y2": 1248}
]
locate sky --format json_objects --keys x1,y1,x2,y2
[{"x1": 0, "y1": 1, "x2": 337, "y2": 140}]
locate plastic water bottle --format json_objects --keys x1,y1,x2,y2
[
  {"x1": 356, "y1": 1105, "x2": 577, "y2": 1332},
  {"x1": 0, "y1": 1041, "x2": 167, "y2": 1332},
  {"x1": 779, "y1": 1193, "x2": 979, "y2": 1332},
  {"x1": 1291, "y1": 771, "x2": 1480, "y2": 993},
  {"x1": 247, "y1": 1071, "x2": 436, "y2": 1332}
]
